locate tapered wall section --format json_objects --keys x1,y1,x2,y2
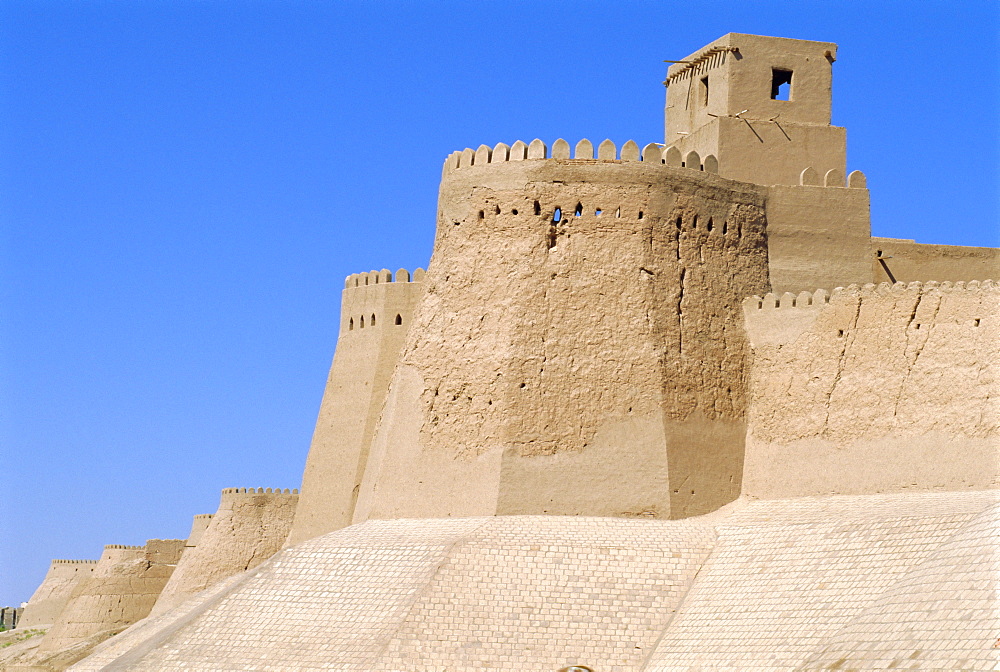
[
  {"x1": 286, "y1": 270, "x2": 425, "y2": 545},
  {"x1": 152, "y1": 488, "x2": 298, "y2": 616},
  {"x1": 742, "y1": 281, "x2": 1000, "y2": 498},
  {"x1": 17, "y1": 560, "x2": 97, "y2": 628},
  {"x1": 355, "y1": 156, "x2": 771, "y2": 523},
  {"x1": 39, "y1": 540, "x2": 185, "y2": 656}
]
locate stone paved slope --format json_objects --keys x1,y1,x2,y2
[{"x1": 66, "y1": 491, "x2": 998, "y2": 672}]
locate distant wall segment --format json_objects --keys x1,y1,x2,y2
[
  {"x1": 152, "y1": 488, "x2": 298, "y2": 616},
  {"x1": 17, "y1": 560, "x2": 98, "y2": 628},
  {"x1": 742, "y1": 281, "x2": 999, "y2": 498},
  {"x1": 286, "y1": 269, "x2": 426, "y2": 545}
]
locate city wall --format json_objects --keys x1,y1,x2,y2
[
  {"x1": 742, "y1": 281, "x2": 999, "y2": 498},
  {"x1": 286, "y1": 269, "x2": 425, "y2": 545},
  {"x1": 151, "y1": 488, "x2": 298, "y2": 616},
  {"x1": 16, "y1": 560, "x2": 98, "y2": 629},
  {"x1": 354, "y1": 140, "x2": 772, "y2": 524},
  {"x1": 38, "y1": 539, "x2": 185, "y2": 660}
]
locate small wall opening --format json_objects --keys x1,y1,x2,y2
[
  {"x1": 360, "y1": 316, "x2": 365, "y2": 329},
  {"x1": 395, "y1": 314, "x2": 403, "y2": 325},
  {"x1": 595, "y1": 209, "x2": 602, "y2": 216},
  {"x1": 534, "y1": 200, "x2": 541, "y2": 215},
  {"x1": 771, "y1": 69, "x2": 792, "y2": 100},
  {"x1": 706, "y1": 217, "x2": 713, "y2": 232},
  {"x1": 512, "y1": 208, "x2": 518, "y2": 215},
  {"x1": 638, "y1": 211, "x2": 644, "y2": 219},
  {"x1": 478, "y1": 210, "x2": 485, "y2": 219},
  {"x1": 574, "y1": 203, "x2": 583, "y2": 217},
  {"x1": 349, "y1": 318, "x2": 354, "y2": 331},
  {"x1": 552, "y1": 207, "x2": 562, "y2": 223},
  {"x1": 371, "y1": 313, "x2": 376, "y2": 326},
  {"x1": 700, "y1": 76, "x2": 709, "y2": 106}
]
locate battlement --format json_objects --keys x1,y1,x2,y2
[
  {"x1": 443, "y1": 138, "x2": 720, "y2": 174},
  {"x1": 745, "y1": 280, "x2": 999, "y2": 314},
  {"x1": 193, "y1": 513, "x2": 213, "y2": 519},
  {"x1": 344, "y1": 267, "x2": 425, "y2": 289},
  {"x1": 798, "y1": 166, "x2": 867, "y2": 188},
  {"x1": 103, "y1": 544, "x2": 144, "y2": 551},
  {"x1": 51, "y1": 559, "x2": 98, "y2": 565},
  {"x1": 220, "y1": 487, "x2": 298, "y2": 495},
  {"x1": 341, "y1": 267, "x2": 426, "y2": 335}
]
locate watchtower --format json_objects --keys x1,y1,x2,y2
[{"x1": 665, "y1": 33, "x2": 845, "y2": 187}]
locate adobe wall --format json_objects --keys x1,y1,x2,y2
[
  {"x1": 764, "y1": 174, "x2": 871, "y2": 293},
  {"x1": 39, "y1": 539, "x2": 185, "y2": 657},
  {"x1": 184, "y1": 513, "x2": 213, "y2": 548},
  {"x1": 354, "y1": 140, "x2": 771, "y2": 524},
  {"x1": 285, "y1": 268, "x2": 425, "y2": 545},
  {"x1": 151, "y1": 488, "x2": 298, "y2": 616},
  {"x1": 872, "y1": 236, "x2": 1000, "y2": 284},
  {"x1": 742, "y1": 281, "x2": 999, "y2": 499},
  {"x1": 17, "y1": 560, "x2": 97, "y2": 629}
]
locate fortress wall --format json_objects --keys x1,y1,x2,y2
[
  {"x1": 765, "y1": 180, "x2": 871, "y2": 293},
  {"x1": 39, "y1": 540, "x2": 185, "y2": 657},
  {"x1": 286, "y1": 269, "x2": 425, "y2": 545},
  {"x1": 355, "y1": 146, "x2": 771, "y2": 523},
  {"x1": 872, "y1": 236, "x2": 1000, "y2": 284},
  {"x1": 151, "y1": 488, "x2": 298, "y2": 616},
  {"x1": 17, "y1": 560, "x2": 98, "y2": 629},
  {"x1": 742, "y1": 281, "x2": 999, "y2": 499},
  {"x1": 184, "y1": 513, "x2": 213, "y2": 548}
]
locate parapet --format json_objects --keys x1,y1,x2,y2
[
  {"x1": 344, "y1": 267, "x2": 425, "y2": 289},
  {"x1": 51, "y1": 559, "x2": 98, "y2": 565},
  {"x1": 220, "y1": 487, "x2": 299, "y2": 495},
  {"x1": 443, "y1": 139, "x2": 719, "y2": 175},
  {"x1": 798, "y1": 166, "x2": 866, "y2": 188},
  {"x1": 341, "y1": 267, "x2": 426, "y2": 335},
  {"x1": 744, "y1": 281, "x2": 997, "y2": 345}
]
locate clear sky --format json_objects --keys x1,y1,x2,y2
[{"x1": 1, "y1": 1, "x2": 997, "y2": 605}]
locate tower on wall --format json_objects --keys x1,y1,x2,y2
[{"x1": 665, "y1": 33, "x2": 845, "y2": 187}]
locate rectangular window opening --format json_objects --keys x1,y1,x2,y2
[
  {"x1": 700, "y1": 76, "x2": 709, "y2": 106},
  {"x1": 771, "y1": 69, "x2": 792, "y2": 100}
]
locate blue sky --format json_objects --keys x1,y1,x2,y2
[{"x1": 1, "y1": 1, "x2": 997, "y2": 605}]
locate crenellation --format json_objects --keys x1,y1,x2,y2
[
  {"x1": 824, "y1": 168, "x2": 844, "y2": 187},
  {"x1": 474, "y1": 144, "x2": 491, "y2": 165},
  {"x1": 551, "y1": 138, "x2": 570, "y2": 159},
  {"x1": 620, "y1": 139, "x2": 640, "y2": 161}
]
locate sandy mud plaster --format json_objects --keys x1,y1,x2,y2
[{"x1": 355, "y1": 159, "x2": 772, "y2": 522}]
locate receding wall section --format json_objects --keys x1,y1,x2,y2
[
  {"x1": 152, "y1": 488, "x2": 298, "y2": 616},
  {"x1": 872, "y1": 236, "x2": 1000, "y2": 284},
  {"x1": 285, "y1": 269, "x2": 425, "y2": 545},
  {"x1": 765, "y1": 182, "x2": 871, "y2": 293},
  {"x1": 38, "y1": 539, "x2": 185, "y2": 660},
  {"x1": 355, "y1": 157, "x2": 771, "y2": 523},
  {"x1": 17, "y1": 560, "x2": 98, "y2": 629},
  {"x1": 742, "y1": 281, "x2": 999, "y2": 499}
]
